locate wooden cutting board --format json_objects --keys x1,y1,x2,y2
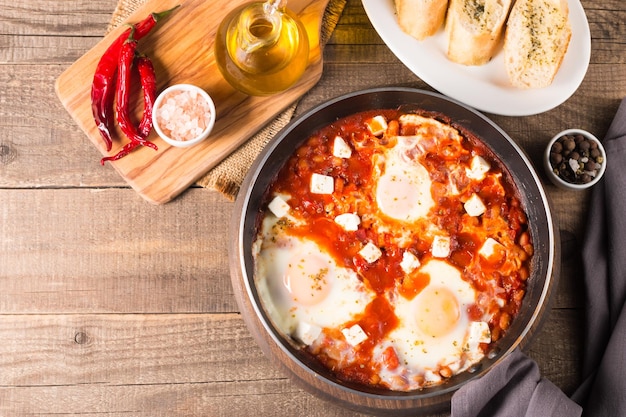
[{"x1": 55, "y1": 0, "x2": 330, "y2": 204}]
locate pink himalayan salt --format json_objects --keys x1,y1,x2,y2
[{"x1": 156, "y1": 89, "x2": 212, "y2": 142}]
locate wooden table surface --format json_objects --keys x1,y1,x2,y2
[{"x1": 1, "y1": 0, "x2": 624, "y2": 415}]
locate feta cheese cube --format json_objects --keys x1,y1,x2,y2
[
  {"x1": 448, "y1": 179, "x2": 460, "y2": 196},
  {"x1": 466, "y1": 155, "x2": 491, "y2": 180},
  {"x1": 398, "y1": 114, "x2": 424, "y2": 126},
  {"x1": 310, "y1": 173, "x2": 334, "y2": 194},
  {"x1": 400, "y1": 251, "x2": 421, "y2": 274},
  {"x1": 424, "y1": 370, "x2": 443, "y2": 383},
  {"x1": 366, "y1": 115, "x2": 388, "y2": 136},
  {"x1": 447, "y1": 361, "x2": 461, "y2": 374},
  {"x1": 479, "y1": 237, "x2": 504, "y2": 259},
  {"x1": 334, "y1": 212, "x2": 360, "y2": 231},
  {"x1": 467, "y1": 321, "x2": 491, "y2": 351},
  {"x1": 293, "y1": 321, "x2": 322, "y2": 345},
  {"x1": 341, "y1": 324, "x2": 368, "y2": 346},
  {"x1": 464, "y1": 193, "x2": 486, "y2": 217},
  {"x1": 431, "y1": 236, "x2": 450, "y2": 258},
  {"x1": 268, "y1": 195, "x2": 290, "y2": 218},
  {"x1": 333, "y1": 136, "x2": 352, "y2": 159},
  {"x1": 359, "y1": 241, "x2": 382, "y2": 263}
]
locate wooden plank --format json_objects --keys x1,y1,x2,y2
[
  {"x1": 0, "y1": 382, "x2": 373, "y2": 417},
  {"x1": 0, "y1": 310, "x2": 579, "y2": 416},
  {"x1": 0, "y1": 314, "x2": 275, "y2": 386},
  {"x1": 0, "y1": 35, "x2": 103, "y2": 63},
  {"x1": 528, "y1": 308, "x2": 585, "y2": 395},
  {"x1": 0, "y1": 1, "x2": 116, "y2": 36},
  {"x1": 0, "y1": 188, "x2": 237, "y2": 314},
  {"x1": 0, "y1": 380, "x2": 376, "y2": 417}
]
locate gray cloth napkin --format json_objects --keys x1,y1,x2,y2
[{"x1": 451, "y1": 97, "x2": 626, "y2": 417}]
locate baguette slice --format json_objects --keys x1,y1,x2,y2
[
  {"x1": 445, "y1": 0, "x2": 513, "y2": 66},
  {"x1": 504, "y1": 0, "x2": 572, "y2": 89},
  {"x1": 395, "y1": 0, "x2": 449, "y2": 41}
]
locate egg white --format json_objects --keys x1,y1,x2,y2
[
  {"x1": 374, "y1": 137, "x2": 435, "y2": 223},
  {"x1": 254, "y1": 225, "x2": 374, "y2": 340},
  {"x1": 386, "y1": 259, "x2": 479, "y2": 372}
]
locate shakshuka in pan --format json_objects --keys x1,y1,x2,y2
[{"x1": 252, "y1": 109, "x2": 532, "y2": 392}]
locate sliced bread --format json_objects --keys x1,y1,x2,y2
[
  {"x1": 504, "y1": 0, "x2": 572, "y2": 88},
  {"x1": 445, "y1": 0, "x2": 513, "y2": 66},
  {"x1": 395, "y1": 0, "x2": 449, "y2": 41}
]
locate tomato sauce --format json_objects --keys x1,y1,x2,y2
[{"x1": 258, "y1": 109, "x2": 533, "y2": 391}]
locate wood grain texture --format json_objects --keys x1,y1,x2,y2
[
  {"x1": 0, "y1": 188, "x2": 235, "y2": 314},
  {"x1": 55, "y1": 0, "x2": 330, "y2": 204}
]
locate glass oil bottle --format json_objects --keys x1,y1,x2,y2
[{"x1": 214, "y1": 0, "x2": 310, "y2": 96}]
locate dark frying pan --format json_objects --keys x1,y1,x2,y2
[{"x1": 229, "y1": 87, "x2": 559, "y2": 415}]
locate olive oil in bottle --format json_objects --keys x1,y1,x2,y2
[{"x1": 214, "y1": 0, "x2": 309, "y2": 96}]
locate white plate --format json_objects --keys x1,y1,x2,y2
[{"x1": 361, "y1": 0, "x2": 591, "y2": 116}]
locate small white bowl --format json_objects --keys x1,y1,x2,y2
[
  {"x1": 152, "y1": 84, "x2": 216, "y2": 148},
  {"x1": 544, "y1": 128, "x2": 607, "y2": 190}
]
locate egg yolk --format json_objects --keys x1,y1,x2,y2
[
  {"x1": 414, "y1": 286, "x2": 460, "y2": 338},
  {"x1": 283, "y1": 252, "x2": 332, "y2": 306},
  {"x1": 376, "y1": 164, "x2": 433, "y2": 222}
]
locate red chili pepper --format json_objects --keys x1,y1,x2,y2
[
  {"x1": 100, "y1": 141, "x2": 142, "y2": 165},
  {"x1": 91, "y1": 46, "x2": 117, "y2": 152},
  {"x1": 99, "y1": 54, "x2": 156, "y2": 166},
  {"x1": 115, "y1": 32, "x2": 158, "y2": 149},
  {"x1": 136, "y1": 55, "x2": 157, "y2": 138},
  {"x1": 91, "y1": 5, "x2": 180, "y2": 151}
]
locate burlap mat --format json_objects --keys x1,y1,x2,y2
[{"x1": 107, "y1": 0, "x2": 347, "y2": 201}]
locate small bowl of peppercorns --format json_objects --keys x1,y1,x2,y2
[{"x1": 544, "y1": 129, "x2": 607, "y2": 191}]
